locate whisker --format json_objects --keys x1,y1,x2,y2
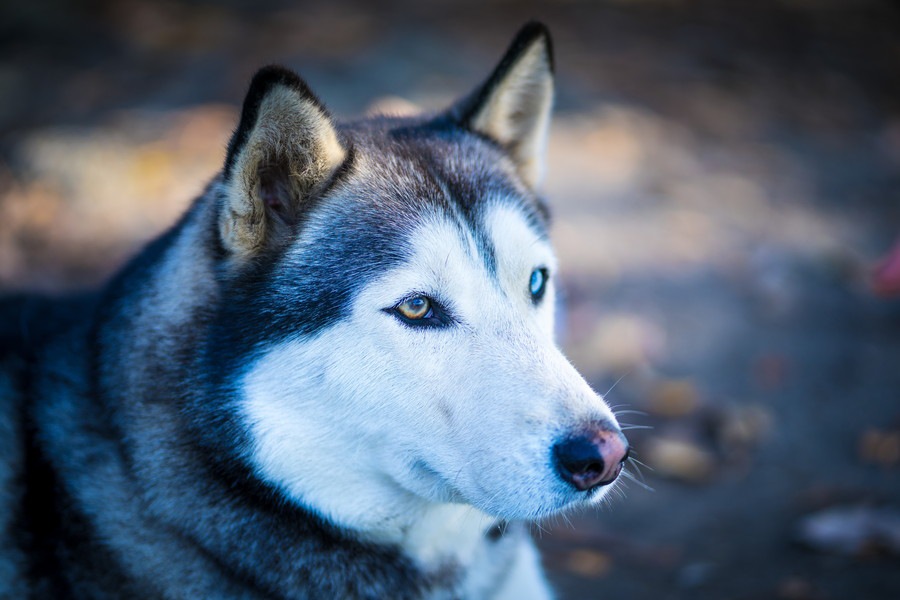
[
  {"x1": 609, "y1": 482, "x2": 627, "y2": 501},
  {"x1": 604, "y1": 370, "x2": 633, "y2": 397},
  {"x1": 627, "y1": 456, "x2": 653, "y2": 472},
  {"x1": 621, "y1": 469, "x2": 654, "y2": 492},
  {"x1": 613, "y1": 409, "x2": 648, "y2": 418}
]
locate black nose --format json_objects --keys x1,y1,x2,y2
[{"x1": 553, "y1": 425, "x2": 629, "y2": 491}]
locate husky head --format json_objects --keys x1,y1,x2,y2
[{"x1": 206, "y1": 23, "x2": 628, "y2": 538}]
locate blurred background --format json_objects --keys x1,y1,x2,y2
[{"x1": 2, "y1": 0, "x2": 899, "y2": 598}]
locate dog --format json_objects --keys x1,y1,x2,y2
[{"x1": 0, "y1": 22, "x2": 629, "y2": 599}]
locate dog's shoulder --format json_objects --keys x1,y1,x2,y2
[
  {"x1": 0, "y1": 293, "x2": 96, "y2": 597},
  {"x1": 0, "y1": 293, "x2": 97, "y2": 360}
]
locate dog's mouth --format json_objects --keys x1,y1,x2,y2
[
  {"x1": 401, "y1": 433, "x2": 626, "y2": 520},
  {"x1": 405, "y1": 459, "x2": 468, "y2": 504}
]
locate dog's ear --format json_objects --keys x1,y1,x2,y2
[
  {"x1": 454, "y1": 22, "x2": 554, "y2": 189},
  {"x1": 220, "y1": 66, "x2": 346, "y2": 257}
]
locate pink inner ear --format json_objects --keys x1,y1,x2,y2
[
  {"x1": 261, "y1": 182, "x2": 285, "y2": 213},
  {"x1": 258, "y1": 164, "x2": 295, "y2": 219}
]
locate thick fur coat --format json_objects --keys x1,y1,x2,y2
[{"x1": 0, "y1": 23, "x2": 627, "y2": 599}]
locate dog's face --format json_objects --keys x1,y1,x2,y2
[{"x1": 211, "y1": 25, "x2": 627, "y2": 533}]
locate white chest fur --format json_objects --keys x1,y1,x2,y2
[{"x1": 399, "y1": 503, "x2": 496, "y2": 568}]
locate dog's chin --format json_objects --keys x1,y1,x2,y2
[
  {"x1": 403, "y1": 459, "x2": 618, "y2": 521},
  {"x1": 484, "y1": 479, "x2": 622, "y2": 522},
  {"x1": 456, "y1": 484, "x2": 603, "y2": 522},
  {"x1": 583, "y1": 481, "x2": 615, "y2": 506}
]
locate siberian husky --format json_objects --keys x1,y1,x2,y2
[{"x1": 0, "y1": 22, "x2": 629, "y2": 599}]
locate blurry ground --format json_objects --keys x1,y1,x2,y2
[{"x1": 2, "y1": 1, "x2": 900, "y2": 598}]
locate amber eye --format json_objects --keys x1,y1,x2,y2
[
  {"x1": 387, "y1": 295, "x2": 453, "y2": 328},
  {"x1": 396, "y1": 296, "x2": 432, "y2": 320}
]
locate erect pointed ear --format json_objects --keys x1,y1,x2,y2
[
  {"x1": 454, "y1": 22, "x2": 554, "y2": 189},
  {"x1": 220, "y1": 66, "x2": 346, "y2": 258}
]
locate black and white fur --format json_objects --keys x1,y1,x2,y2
[{"x1": 0, "y1": 23, "x2": 628, "y2": 599}]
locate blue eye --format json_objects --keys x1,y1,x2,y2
[{"x1": 529, "y1": 267, "x2": 548, "y2": 303}]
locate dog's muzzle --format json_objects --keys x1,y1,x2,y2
[{"x1": 553, "y1": 423, "x2": 629, "y2": 492}]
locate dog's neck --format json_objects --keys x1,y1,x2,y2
[{"x1": 369, "y1": 500, "x2": 497, "y2": 568}]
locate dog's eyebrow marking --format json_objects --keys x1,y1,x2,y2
[
  {"x1": 422, "y1": 161, "x2": 499, "y2": 281},
  {"x1": 453, "y1": 212, "x2": 498, "y2": 282},
  {"x1": 474, "y1": 226, "x2": 499, "y2": 281}
]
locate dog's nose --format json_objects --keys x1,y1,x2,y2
[{"x1": 553, "y1": 424, "x2": 629, "y2": 491}]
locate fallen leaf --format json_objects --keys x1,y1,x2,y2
[
  {"x1": 564, "y1": 549, "x2": 612, "y2": 578},
  {"x1": 648, "y1": 379, "x2": 701, "y2": 418},
  {"x1": 795, "y1": 505, "x2": 900, "y2": 557},
  {"x1": 859, "y1": 428, "x2": 900, "y2": 468},
  {"x1": 644, "y1": 437, "x2": 716, "y2": 483}
]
